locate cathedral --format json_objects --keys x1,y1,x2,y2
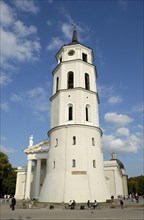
[{"x1": 15, "y1": 28, "x2": 128, "y2": 203}]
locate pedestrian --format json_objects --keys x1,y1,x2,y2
[
  {"x1": 92, "y1": 200, "x2": 98, "y2": 209},
  {"x1": 68, "y1": 200, "x2": 73, "y2": 208},
  {"x1": 120, "y1": 199, "x2": 124, "y2": 209},
  {"x1": 87, "y1": 200, "x2": 90, "y2": 209},
  {"x1": 10, "y1": 196, "x2": 16, "y2": 211}
]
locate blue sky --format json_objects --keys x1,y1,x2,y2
[{"x1": 0, "y1": 0, "x2": 143, "y2": 178}]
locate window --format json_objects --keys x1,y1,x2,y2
[
  {"x1": 55, "y1": 138, "x2": 58, "y2": 147},
  {"x1": 72, "y1": 159, "x2": 76, "y2": 167},
  {"x1": 56, "y1": 77, "x2": 59, "y2": 92},
  {"x1": 93, "y1": 160, "x2": 96, "y2": 168},
  {"x1": 53, "y1": 161, "x2": 55, "y2": 169},
  {"x1": 82, "y1": 53, "x2": 87, "y2": 62},
  {"x1": 59, "y1": 56, "x2": 62, "y2": 63},
  {"x1": 68, "y1": 105, "x2": 73, "y2": 121},
  {"x1": 85, "y1": 73, "x2": 90, "y2": 90},
  {"x1": 73, "y1": 136, "x2": 76, "y2": 145},
  {"x1": 86, "y1": 107, "x2": 88, "y2": 121},
  {"x1": 85, "y1": 104, "x2": 91, "y2": 122},
  {"x1": 68, "y1": 71, "x2": 74, "y2": 89},
  {"x1": 92, "y1": 138, "x2": 95, "y2": 146}
]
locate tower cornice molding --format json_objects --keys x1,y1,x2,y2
[
  {"x1": 50, "y1": 87, "x2": 100, "y2": 103},
  {"x1": 52, "y1": 59, "x2": 97, "y2": 77},
  {"x1": 48, "y1": 124, "x2": 103, "y2": 137}
]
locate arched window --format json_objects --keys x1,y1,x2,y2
[
  {"x1": 68, "y1": 105, "x2": 73, "y2": 121},
  {"x1": 55, "y1": 138, "x2": 58, "y2": 147},
  {"x1": 56, "y1": 77, "x2": 59, "y2": 92},
  {"x1": 53, "y1": 161, "x2": 55, "y2": 169},
  {"x1": 72, "y1": 159, "x2": 76, "y2": 167},
  {"x1": 85, "y1": 73, "x2": 90, "y2": 90},
  {"x1": 92, "y1": 138, "x2": 95, "y2": 146},
  {"x1": 68, "y1": 71, "x2": 74, "y2": 89},
  {"x1": 85, "y1": 104, "x2": 91, "y2": 122},
  {"x1": 86, "y1": 107, "x2": 88, "y2": 121},
  {"x1": 73, "y1": 136, "x2": 76, "y2": 145},
  {"x1": 93, "y1": 160, "x2": 96, "y2": 168}
]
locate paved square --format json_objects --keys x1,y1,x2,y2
[{"x1": 1, "y1": 202, "x2": 144, "y2": 220}]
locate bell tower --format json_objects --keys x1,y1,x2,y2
[{"x1": 39, "y1": 27, "x2": 110, "y2": 202}]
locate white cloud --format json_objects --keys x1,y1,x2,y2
[
  {"x1": 14, "y1": 20, "x2": 37, "y2": 37},
  {"x1": 47, "y1": 20, "x2": 53, "y2": 26},
  {"x1": 97, "y1": 85, "x2": 114, "y2": 98},
  {"x1": 0, "y1": 102, "x2": 9, "y2": 112},
  {"x1": 108, "y1": 95, "x2": 122, "y2": 104},
  {"x1": 0, "y1": 145, "x2": 15, "y2": 153},
  {"x1": 132, "y1": 103, "x2": 144, "y2": 113},
  {"x1": 47, "y1": 37, "x2": 63, "y2": 51},
  {"x1": 0, "y1": 72, "x2": 12, "y2": 87},
  {"x1": 137, "y1": 124, "x2": 143, "y2": 129},
  {"x1": 102, "y1": 133, "x2": 141, "y2": 153},
  {"x1": 95, "y1": 39, "x2": 105, "y2": 67},
  {"x1": 26, "y1": 87, "x2": 50, "y2": 112},
  {"x1": 0, "y1": 135, "x2": 7, "y2": 141},
  {"x1": 116, "y1": 127, "x2": 129, "y2": 136},
  {"x1": 0, "y1": 1, "x2": 41, "y2": 86},
  {"x1": 61, "y1": 23, "x2": 72, "y2": 40},
  {"x1": 14, "y1": 0, "x2": 39, "y2": 14},
  {"x1": 104, "y1": 112, "x2": 133, "y2": 126},
  {"x1": 1, "y1": 27, "x2": 41, "y2": 63},
  {"x1": 10, "y1": 87, "x2": 51, "y2": 121},
  {"x1": 0, "y1": 1, "x2": 15, "y2": 27},
  {"x1": 10, "y1": 94, "x2": 23, "y2": 102}
]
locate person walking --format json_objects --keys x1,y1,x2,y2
[
  {"x1": 120, "y1": 199, "x2": 124, "y2": 209},
  {"x1": 87, "y1": 200, "x2": 90, "y2": 209},
  {"x1": 11, "y1": 196, "x2": 16, "y2": 210}
]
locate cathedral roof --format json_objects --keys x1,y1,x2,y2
[
  {"x1": 110, "y1": 152, "x2": 125, "y2": 169},
  {"x1": 110, "y1": 158, "x2": 125, "y2": 169}
]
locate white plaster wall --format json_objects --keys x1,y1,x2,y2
[
  {"x1": 114, "y1": 168, "x2": 123, "y2": 196},
  {"x1": 104, "y1": 161, "x2": 127, "y2": 198},
  {"x1": 15, "y1": 167, "x2": 26, "y2": 200},
  {"x1": 39, "y1": 125, "x2": 110, "y2": 203},
  {"x1": 53, "y1": 61, "x2": 97, "y2": 93},
  {"x1": 56, "y1": 45, "x2": 93, "y2": 64},
  {"x1": 104, "y1": 169, "x2": 116, "y2": 197},
  {"x1": 122, "y1": 175, "x2": 128, "y2": 196},
  {"x1": 51, "y1": 89, "x2": 99, "y2": 128}
]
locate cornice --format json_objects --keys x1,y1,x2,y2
[{"x1": 24, "y1": 139, "x2": 49, "y2": 154}]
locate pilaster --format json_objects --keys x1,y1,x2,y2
[{"x1": 25, "y1": 159, "x2": 32, "y2": 199}]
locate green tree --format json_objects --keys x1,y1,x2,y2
[
  {"x1": 128, "y1": 175, "x2": 144, "y2": 196},
  {"x1": 0, "y1": 152, "x2": 16, "y2": 196}
]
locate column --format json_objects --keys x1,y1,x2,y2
[
  {"x1": 25, "y1": 159, "x2": 32, "y2": 199},
  {"x1": 35, "y1": 159, "x2": 41, "y2": 199}
]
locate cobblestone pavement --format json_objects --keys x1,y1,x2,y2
[{"x1": 1, "y1": 203, "x2": 144, "y2": 220}]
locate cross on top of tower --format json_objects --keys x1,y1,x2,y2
[{"x1": 71, "y1": 24, "x2": 79, "y2": 44}]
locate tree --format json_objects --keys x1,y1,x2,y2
[
  {"x1": 128, "y1": 175, "x2": 144, "y2": 196},
  {"x1": 0, "y1": 152, "x2": 16, "y2": 196}
]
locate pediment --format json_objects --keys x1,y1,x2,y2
[{"x1": 24, "y1": 139, "x2": 49, "y2": 154}]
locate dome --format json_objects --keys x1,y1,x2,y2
[
  {"x1": 110, "y1": 152, "x2": 125, "y2": 169},
  {"x1": 111, "y1": 158, "x2": 125, "y2": 169}
]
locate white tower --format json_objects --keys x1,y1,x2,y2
[{"x1": 39, "y1": 28, "x2": 110, "y2": 202}]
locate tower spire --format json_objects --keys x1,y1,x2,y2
[{"x1": 72, "y1": 24, "x2": 78, "y2": 43}]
